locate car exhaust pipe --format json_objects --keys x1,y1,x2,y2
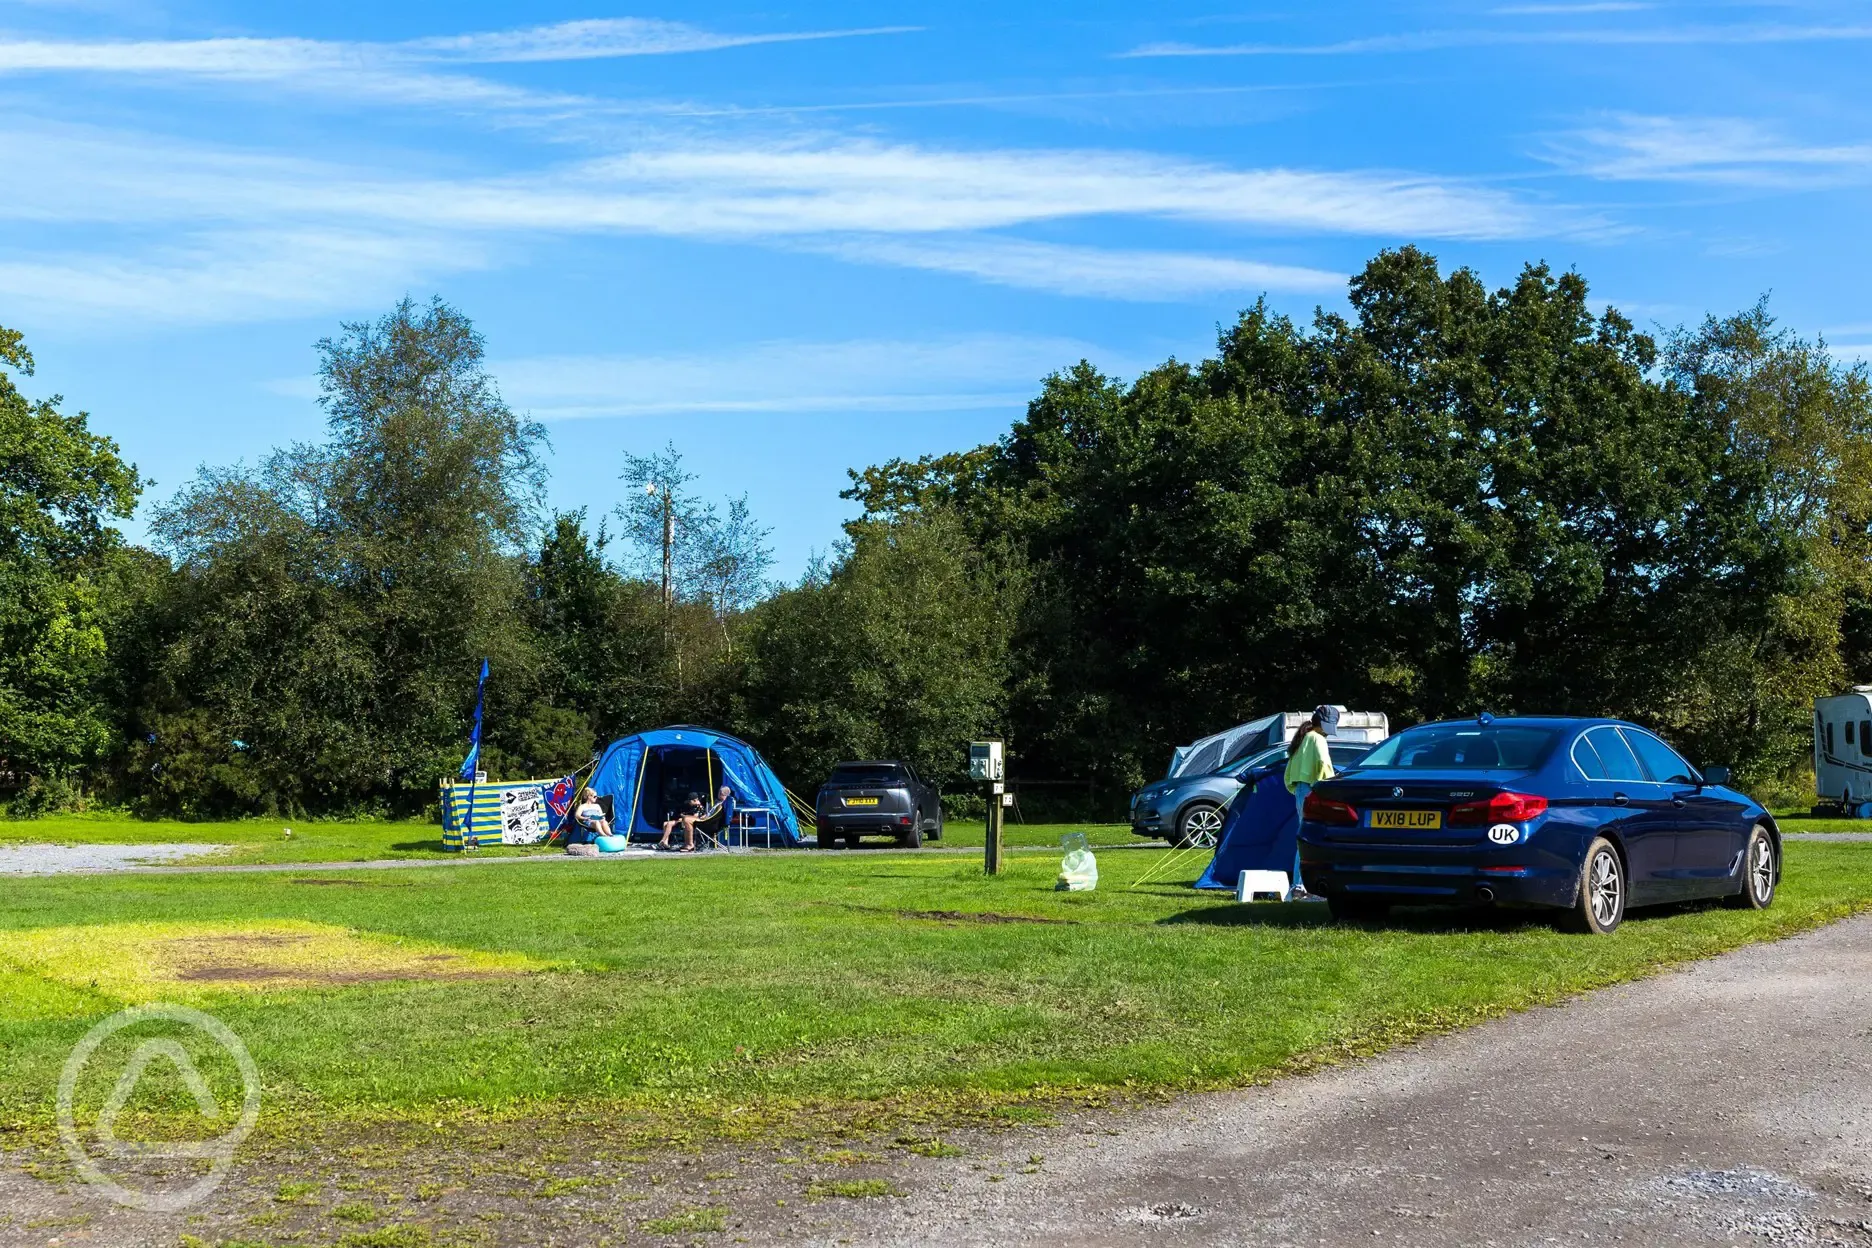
[{"x1": 1475, "y1": 885, "x2": 1495, "y2": 903}]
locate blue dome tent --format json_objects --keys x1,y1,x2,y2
[
  {"x1": 587, "y1": 726, "x2": 804, "y2": 847},
  {"x1": 1194, "y1": 772, "x2": 1299, "y2": 892}
]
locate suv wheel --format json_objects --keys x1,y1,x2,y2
[
  {"x1": 899, "y1": 811, "x2": 924, "y2": 849},
  {"x1": 817, "y1": 830, "x2": 840, "y2": 849},
  {"x1": 1175, "y1": 802, "x2": 1225, "y2": 849}
]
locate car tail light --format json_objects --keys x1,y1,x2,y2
[
  {"x1": 1450, "y1": 791, "x2": 1548, "y2": 825},
  {"x1": 1302, "y1": 792, "x2": 1359, "y2": 826},
  {"x1": 899, "y1": 816, "x2": 912, "y2": 826}
]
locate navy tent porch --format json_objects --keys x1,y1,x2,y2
[
  {"x1": 1195, "y1": 772, "x2": 1299, "y2": 891},
  {"x1": 587, "y1": 726, "x2": 804, "y2": 847}
]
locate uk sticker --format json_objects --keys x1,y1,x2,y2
[{"x1": 1487, "y1": 823, "x2": 1520, "y2": 845}]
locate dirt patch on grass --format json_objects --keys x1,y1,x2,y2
[
  {"x1": 895, "y1": 908, "x2": 1078, "y2": 926},
  {"x1": 823, "y1": 901, "x2": 1081, "y2": 926},
  {"x1": 0, "y1": 920, "x2": 548, "y2": 1001}
]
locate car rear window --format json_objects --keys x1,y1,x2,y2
[
  {"x1": 1360, "y1": 724, "x2": 1559, "y2": 770},
  {"x1": 827, "y1": 765, "x2": 904, "y2": 786}
]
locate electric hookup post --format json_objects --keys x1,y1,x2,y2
[{"x1": 970, "y1": 741, "x2": 1005, "y2": 875}]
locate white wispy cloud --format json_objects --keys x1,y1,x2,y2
[
  {"x1": 1547, "y1": 114, "x2": 1872, "y2": 185},
  {"x1": 0, "y1": 120, "x2": 1540, "y2": 321},
  {"x1": 1125, "y1": 22, "x2": 1872, "y2": 57},
  {"x1": 816, "y1": 236, "x2": 1346, "y2": 300},
  {"x1": 405, "y1": 18, "x2": 915, "y2": 63},
  {"x1": 0, "y1": 124, "x2": 1547, "y2": 240},
  {"x1": 0, "y1": 19, "x2": 915, "y2": 107},
  {"x1": 0, "y1": 228, "x2": 493, "y2": 322},
  {"x1": 492, "y1": 334, "x2": 1119, "y2": 420}
]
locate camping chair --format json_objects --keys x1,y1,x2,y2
[{"x1": 690, "y1": 798, "x2": 730, "y2": 852}]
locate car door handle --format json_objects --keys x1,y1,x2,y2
[
  {"x1": 1612, "y1": 793, "x2": 1629, "y2": 806},
  {"x1": 1672, "y1": 797, "x2": 1687, "y2": 808}
]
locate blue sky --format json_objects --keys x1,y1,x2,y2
[{"x1": 5, "y1": 1, "x2": 1869, "y2": 578}]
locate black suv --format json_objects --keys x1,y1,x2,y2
[{"x1": 815, "y1": 761, "x2": 943, "y2": 848}]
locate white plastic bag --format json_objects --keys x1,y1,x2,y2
[{"x1": 1056, "y1": 831, "x2": 1098, "y2": 891}]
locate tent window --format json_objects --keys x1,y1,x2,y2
[{"x1": 1182, "y1": 739, "x2": 1227, "y2": 777}]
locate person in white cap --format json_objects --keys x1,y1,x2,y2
[{"x1": 1284, "y1": 705, "x2": 1339, "y2": 897}]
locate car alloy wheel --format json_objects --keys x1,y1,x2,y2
[
  {"x1": 1589, "y1": 852, "x2": 1621, "y2": 927},
  {"x1": 1726, "y1": 825, "x2": 1777, "y2": 910},
  {"x1": 1564, "y1": 836, "x2": 1625, "y2": 934},
  {"x1": 1178, "y1": 803, "x2": 1224, "y2": 849}
]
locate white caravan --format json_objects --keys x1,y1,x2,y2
[{"x1": 1814, "y1": 688, "x2": 1872, "y2": 811}]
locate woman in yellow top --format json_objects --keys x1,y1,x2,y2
[{"x1": 1284, "y1": 705, "x2": 1339, "y2": 896}]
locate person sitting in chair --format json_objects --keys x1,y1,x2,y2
[
  {"x1": 573, "y1": 788, "x2": 610, "y2": 843},
  {"x1": 690, "y1": 785, "x2": 735, "y2": 848},
  {"x1": 659, "y1": 793, "x2": 705, "y2": 852}
]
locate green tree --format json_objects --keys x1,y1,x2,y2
[
  {"x1": 511, "y1": 510, "x2": 672, "y2": 767},
  {"x1": 849, "y1": 249, "x2": 1854, "y2": 798},
  {"x1": 0, "y1": 324, "x2": 142, "y2": 808},
  {"x1": 141, "y1": 298, "x2": 545, "y2": 814},
  {"x1": 1657, "y1": 304, "x2": 1872, "y2": 787},
  {"x1": 736, "y1": 508, "x2": 1022, "y2": 792}
]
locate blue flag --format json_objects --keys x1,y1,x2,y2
[{"x1": 458, "y1": 659, "x2": 489, "y2": 782}]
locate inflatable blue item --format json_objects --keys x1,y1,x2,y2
[
  {"x1": 594, "y1": 835, "x2": 632, "y2": 853},
  {"x1": 1194, "y1": 771, "x2": 1298, "y2": 891}
]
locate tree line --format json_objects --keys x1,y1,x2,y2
[{"x1": 3, "y1": 249, "x2": 1869, "y2": 819}]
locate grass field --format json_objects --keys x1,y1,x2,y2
[
  {"x1": 0, "y1": 814, "x2": 1141, "y2": 865},
  {"x1": 3, "y1": 838, "x2": 1870, "y2": 1149},
  {"x1": 1775, "y1": 809, "x2": 1872, "y2": 834}
]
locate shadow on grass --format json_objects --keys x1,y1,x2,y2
[{"x1": 390, "y1": 839, "x2": 450, "y2": 852}]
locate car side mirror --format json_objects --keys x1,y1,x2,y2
[{"x1": 1702, "y1": 766, "x2": 1730, "y2": 787}]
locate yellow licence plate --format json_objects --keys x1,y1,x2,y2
[
  {"x1": 1369, "y1": 809, "x2": 1442, "y2": 830},
  {"x1": 843, "y1": 797, "x2": 880, "y2": 807}
]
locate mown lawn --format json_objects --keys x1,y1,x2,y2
[
  {"x1": 0, "y1": 814, "x2": 1140, "y2": 864},
  {"x1": 1774, "y1": 809, "x2": 1872, "y2": 834},
  {"x1": 3, "y1": 839, "x2": 1870, "y2": 1144}
]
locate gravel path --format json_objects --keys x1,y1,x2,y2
[
  {"x1": 0, "y1": 840, "x2": 1157, "y2": 876},
  {"x1": 755, "y1": 909, "x2": 1872, "y2": 1246},
  {"x1": 2, "y1": 831, "x2": 1851, "y2": 877},
  {"x1": 0, "y1": 842, "x2": 229, "y2": 875}
]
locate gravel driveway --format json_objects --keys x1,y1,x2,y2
[
  {"x1": 0, "y1": 842, "x2": 227, "y2": 874},
  {"x1": 749, "y1": 910, "x2": 1872, "y2": 1246}
]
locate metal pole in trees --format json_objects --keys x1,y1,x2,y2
[{"x1": 645, "y1": 481, "x2": 675, "y2": 611}]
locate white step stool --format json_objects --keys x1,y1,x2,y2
[{"x1": 1236, "y1": 870, "x2": 1293, "y2": 902}]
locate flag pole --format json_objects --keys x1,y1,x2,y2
[{"x1": 459, "y1": 659, "x2": 489, "y2": 852}]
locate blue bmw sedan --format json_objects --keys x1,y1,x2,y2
[{"x1": 1297, "y1": 716, "x2": 1780, "y2": 933}]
